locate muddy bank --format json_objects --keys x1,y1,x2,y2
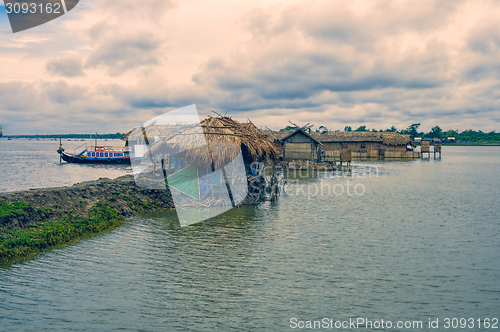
[
  {"x1": 0, "y1": 175, "x2": 175, "y2": 230},
  {"x1": 0, "y1": 174, "x2": 267, "y2": 264},
  {"x1": 0, "y1": 175, "x2": 177, "y2": 263}
]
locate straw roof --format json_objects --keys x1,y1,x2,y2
[
  {"x1": 142, "y1": 116, "x2": 281, "y2": 169},
  {"x1": 317, "y1": 131, "x2": 411, "y2": 146},
  {"x1": 260, "y1": 129, "x2": 293, "y2": 142},
  {"x1": 121, "y1": 124, "x2": 182, "y2": 142},
  {"x1": 281, "y1": 128, "x2": 324, "y2": 146},
  {"x1": 309, "y1": 132, "x2": 321, "y2": 140},
  {"x1": 381, "y1": 133, "x2": 412, "y2": 146},
  {"x1": 259, "y1": 129, "x2": 410, "y2": 146}
]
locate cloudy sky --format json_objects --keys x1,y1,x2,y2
[{"x1": 1, "y1": 0, "x2": 500, "y2": 134}]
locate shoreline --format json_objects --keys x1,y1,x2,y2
[
  {"x1": 0, "y1": 175, "x2": 176, "y2": 264},
  {"x1": 0, "y1": 173, "x2": 267, "y2": 265}
]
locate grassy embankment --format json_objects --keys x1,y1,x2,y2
[
  {"x1": 0, "y1": 200, "x2": 124, "y2": 264},
  {"x1": 0, "y1": 175, "x2": 176, "y2": 264},
  {"x1": 0, "y1": 173, "x2": 261, "y2": 264}
]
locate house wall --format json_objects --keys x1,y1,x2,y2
[
  {"x1": 324, "y1": 141, "x2": 384, "y2": 152},
  {"x1": 421, "y1": 141, "x2": 430, "y2": 153},
  {"x1": 285, "y1": 143, "x2": 314, "y2": 160},
  {"x1": 383, "y1": 145, "x2": 408, "y2": 152},
  {"x1": 283, "y1": 132, "x2": 317, "y2": 160},
  {"x1": 383, "y1": 151, "x2": 421, "y2": 158},
  {"x1": 323, "y1": 141, "x2": 415, "y2": 160}
]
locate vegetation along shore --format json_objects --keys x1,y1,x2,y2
[
  {"x1": 0, "y1": 174, "x2": 267, "y2": 264},
  {"x1": 0, "y1": 176, "x2": 176, "y2": 264},
  {"x1": 1, "y1": 125, "x2": 499, "y2": 144}
]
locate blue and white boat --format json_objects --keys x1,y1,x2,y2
[{"x1": 57, "y1": 140, "x2": 131, "y2": 164}]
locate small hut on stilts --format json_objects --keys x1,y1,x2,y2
[{"x1": 124, "y1": 115, "x2": 282, "y2": 207}]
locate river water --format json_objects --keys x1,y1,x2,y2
[
  {"x1": 0, "y1": 140, "x2": 499, "y2": 331},
  {"x1": 0, "y1": 139, "x2": 131, "y2": 193}
]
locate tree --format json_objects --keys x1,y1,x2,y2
[
  {"x1": 407, "y1": 123, "x2": 420, "y2": 137},
  {"x1": 384, "y1": 126, "x2": 397, "y2": 132},
  {"x1": 318, "y1": 125, "x2": 328, "y2": 134},
  {"x1": 280, "y1": 125, "x2": 298, "y2": 131},
  {"x1": 344, "y1": 126, "x2": 352, "y2": 132},
  {"x1": 445, "y1": 130, "x2": 457, "y2": 138},
  {"x1": 354, "y1": 125, "x2": 368, "y2": 132},
  {"x1": 429, "y1": 126, "x2": 443, "y2": 138}
]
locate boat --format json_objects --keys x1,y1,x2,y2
[{"x1": 57, "y1": 139, "x2": 131, "y2": 164}]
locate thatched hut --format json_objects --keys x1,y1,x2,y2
[
  {"x1": 281, "y1": 129, "x2": 323, "y2": 161},
  {"x1": 129, "y1": 116, "x2": 281, "y2": 171},
  {"x1": 121, "y1": 124, "x2": 182, "y2": 147},
  {"x1": 318, "y1": 132, "x2": 419, "y2": 159}
]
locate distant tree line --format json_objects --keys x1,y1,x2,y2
[
  {"x1": 280, "y1": 123, "x2": 500, "y2": 143},
  {"x1": 6, "y1": 133, "x2": 125, "y2": 139}
]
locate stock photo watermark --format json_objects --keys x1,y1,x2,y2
[
  {"x1": 289, "y1": 317, "x2": 499, "y2": 330},
  {"x1": 128, "y1": 105, "x2": 249, "y2": 227},
  {"x1": 124, "y1": 104, "x2": 380, "y2": 226},
  {"x1": 284, "y1": 179, "x2": 366, "y2": 199},
  {"x1": 248, "y1": 164, "x2": 379, "y2": 200},
  {"x1": 3, "y1": 0, "x2": 79, "y2": 33}
]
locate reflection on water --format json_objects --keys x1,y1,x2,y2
[{"x1": 0, "y1": 145, "x2": 499, "y2": 331}]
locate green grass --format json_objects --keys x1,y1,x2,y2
[
  {"x1": 0, "y1": 201, "x2": 30, "y2": 218},
  {"x1": 0, "y1": 201, "x2": 124, "y2": 264},
  {"x1": 441, "y1": 143, "x2": 500, "y2": 146}
]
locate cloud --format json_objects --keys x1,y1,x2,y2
[
  {"x1": 42, "y1": 80, "x2": 87, "y2": 104},
  {"x1": 179, "y1": 0, "x2": 500, "y2": 131},
  {"x1": 0, "y1": 80, "x2": 135, "y2": 133},
  {"x1": 193, "y1": 2, "x2": 455, "y2": 98},
  {"x1": 84, "y1": 32, "x2": 162, "y2": 76},
  {"x1": 1, "y1": 0, "x2": 500, "y2": 134},
  {"x1": 0, "y1": 81, "x2": 46, "y2": 112},
  {"x1": 97, "y1": 0, "x2": 175, "y2": 20},
  {"x1": 46, "y1": 56, "x2": 85, "y2": 77}
]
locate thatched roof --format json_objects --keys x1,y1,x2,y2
[
  {"x1": 260, "y1": 129, "x2": 293, "y2": 142},
  {"x1": 259, "y1": 129, "x2": 410, "y2": 146},
  {"x1": 380, "y1": 133, "x2": 412, "y2": 146},
  {"x1": 140, "y1": 116, "x2": 281, "y2": 169},
  {"x1": 309, "y1": 132, "x2": 321, "y2": 140},
  {"x1": 122, "y1": 124, "x2": 185, "y2": 143},
  {"x1": 282, "y1": 128, "x2": 324, "y2": 146},
  {"x1": 317, "y1": 131, "x2": 411, "y2": 146},
  {"x1": 241, "y1": 122, "x2": 259, "y2": 131}
]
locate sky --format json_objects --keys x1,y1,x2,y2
[{"x1": 1, "y1": 0, "x2": 500, "y2": 134}]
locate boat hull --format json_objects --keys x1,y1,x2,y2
[{"x1": 60, "y1": 151, "x2": 131, "y2": 164}]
